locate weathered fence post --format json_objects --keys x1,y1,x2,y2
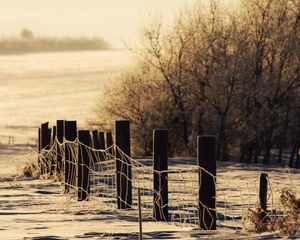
[
  {"x1": 38, "y1": 128, "x2": 41, "y2": 172},
  {"x1": 41, "y1": 122, "x2": 50, "y2": 149},
  {"x1": 40, "y1": 122, "x2": 51, "y2": 174},
  {"x1": 92, "y1": 130, "x2": 100, "y2": 162},
  {"x1": 78, "y1": 130, "x2": 90, "y2": 201},
  {"x1": 38, "y1": 128, "x2": 41, "y2": 153},
  {"x1": 115, "y1": 120, "x2": 132, "y2": 209},
  {"x1": 64, "y1": 121, "x2": 77, "y2": 193},
  {"x1": 197, "y1": 135, "x2": 217, "y2": 230},
  {"x1": 92, "y1": 130, "x2": 100, "y2": 149},
  {"x1": 99, "y1": 131, "x2": 105, "y2": 161},
  {"x1": 99, "y1": 131, "x2": 105, "y2": 149},
  {"x1": 153, "y1": 129, "x2": 168, "y2": 221},
  {"x1": 50, "y1": 126, "x2": 56, "y2": 175},
  {"x1": 259, "y1": 173, "x2": 268, "y2": 212},
  {"x1": 106, "y1": 131, "x2": 113, "y2": 155},
  {"x1": 138, "y1": 188, "x2": 143, "y2": 240},
  {"x1": 51, "y1": 126, "x2": 56, "y2": 147},
  {"x1": 56, "y1": 120, "x2": 65, "y2": 174}
]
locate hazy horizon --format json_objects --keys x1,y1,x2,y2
[
  {"x1": 0, "y1": 0, "x2": 198, "y2": 48},
  {"x1": 0, "y1": 0, "x2": 239, "y2": 49}
]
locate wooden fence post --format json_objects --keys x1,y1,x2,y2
[
  {"x1": 50, "y1": 126, "x2": 56, "y2": 175},
  {"x1": 153, "y1": 129, "x2": 168, "y2": 221},
  {"x1": 92, "y1": 130, "x2": 100, "y2": 162},
  {"x1": 40, "y1": 122, "x2": 51, "y2": 174},
  {"x1": 56, "y1": 120, "x2": 65, "y2": 174},
  {"x1": 64, "y1": 120, "x2": 77, "y2": 193},
  {"x1": 197, "y1": 135, "x2": 217, "y2": 230},
  {"x1": 78, "y1": 130, "x2": 90, "y2": 201},
  {"x1": 115, "y1": 120, "x2": 132, "y2": 209},
  {"x1": 259, "y1": 173, "x2": 268, "y2": 212},
  {"x1": 38, "y1": 128, "x2": 41, "y2": 153},
  {"x1": 106, "y1": 131, "x2": 113, "y2": 155},
  {"x1": 38, "y1": 128, "x2": 41, "y2": 173},
  {"x1": 99, "y1": 131, "x2": 105, "y2": 161},
  {"x1": 40, "y1": 122, "x2": 50, "y2": 149},
  {"x1": 92, "y1": 130, "x2": 100, "y2": 149},
  {"x1": 51, "y1": 126, "x2": 56, "y2": 147},
  {"x1": 99, "y1": 131, "x2": 105, "y2": 149}
]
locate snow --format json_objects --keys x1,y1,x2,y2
[{"x1": 1, "y1": 162, "x2": 296, "y2": 239}]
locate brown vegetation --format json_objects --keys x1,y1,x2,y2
[
  {"x1": 244, "y1": 188, "x2": 300, "y2": 237},
  {"x1": 92, "y1": 0, "x2": 300, "y2": 160}
]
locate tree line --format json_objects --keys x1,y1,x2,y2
[
  {"x1": 92, "y1": 0, "x2": 300, "y2": 165},
  {"x1": 0, "y1": 29, "x2": 111, "y2": 54}
]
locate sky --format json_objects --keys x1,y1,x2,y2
[{"x1": 0, "y1": 0, "x2": 237, "y2": 48}]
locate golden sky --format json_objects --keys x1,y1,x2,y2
[{"x1": 0, "y1": 0, "x2": 236, "y2": 48}]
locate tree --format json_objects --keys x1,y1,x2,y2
[
  {"x1": 20, "y1": 28, "x2": 34, "y2": 39},
  {"x1": 92, "y1": 0, "x2": 300, "y2": 162}
]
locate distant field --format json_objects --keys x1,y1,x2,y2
[{"x1": 0, "y1": 50, "x2": 131, "y2": 147}]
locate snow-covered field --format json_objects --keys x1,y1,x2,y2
[
  {"x1": 1, "y1": 51, "x2": 299, "y2": 239},
  {"x1": 0, "y1": 50, "x2": 130, "y2": 146},
  {"x1": 0, "y1": 50, "x2": 130, "y2": 176},
  {"x1": 1, "y1": 160, "x2": 298, "y2": 239}
]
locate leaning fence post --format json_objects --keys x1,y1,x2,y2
[
  {"x1": 115, "y1": 120, "x2": 132, "y2": 209},
  {"x1": 56, "y1": 120, "x2": 65, "y2": 174},
  {"x1": 153, "y1": 129, "x2": 168, "y2": 221},
  {"x1": 78, "y1": 130, "x2": 90, "y2": 201},
  {"x1": 197, "y1": 135, "x2": 217, "y2": 230},
  {"x1": 64, "y1": 120, "x2": 77, "y2": 193},
  {"x1": 259, "y1": 173, "x2": 268, "y2": 212}
]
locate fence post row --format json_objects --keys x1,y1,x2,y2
[
  {"x1": 56, "y1": 120, "x2": 65, "y2": 174},
  {"x1": 197, "y1": 135, "x2": 217, "y2": 230},
  {"x1": 37, "y1": 121, "x2": 221, "y2": 230},
  {"x1": 78, "y1": 130, "x2": 91, "y2": 201},
  {"x1": 115, "y1": 120, "x2": 132, "y2": 209},
  {"x1": 153, "y1": 129, "x2": 169, "y2": 221},
  {"x1": 64, "y1": 120, "x2": 77, "y2": 193}
]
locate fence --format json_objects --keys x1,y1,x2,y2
[{"x1": 35, "y1": 119, "x2": 298, "y2": 231}]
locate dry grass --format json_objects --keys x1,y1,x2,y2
[
  {"x1": 17, "y1": 152, "x2": 62, "y2": 182},
  {"x1": 18, "y1": 156, "x2": 40, "y2": 178},
  {"x1": 244, "y1": 188, "x2": 300, "y2": 237},
  {"x1": 273, "y1": 188, "x2": 300, "y2": 236}
]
